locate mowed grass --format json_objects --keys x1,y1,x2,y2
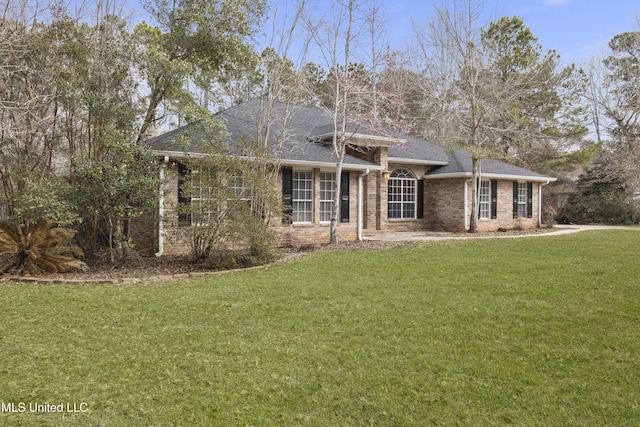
[{"x1": 1, "y1": 230, "x2": 639, "y2": 426}]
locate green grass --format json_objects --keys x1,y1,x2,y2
[{"x1": 1, "y1": 230, "x2": 640, "y2": 426}]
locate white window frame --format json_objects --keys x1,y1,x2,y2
[
  {"x1": 190, "y1": 169, "x2": 217, "y2": 226},
  {"x1": 292, "y1": 170, "x2": 313, "y2": 223},
  {"x1": 388, "y1": 168, "x2": 416, "y2": 220},
  {"x1": 189, "y1": 169, "x2": 254, "y2": 226},
  {"x1": 228, "y1": 170, "x2": 250, "y2": 201},
  {"x1": 479, "y1": 180, "x2": 490, "y2": 219},
  {"x1": 320, "y1": 172, "x2": 335, "y2": 223},
  {"x1": 517, "y1": 181, "x2": 527, "y2": 218}
]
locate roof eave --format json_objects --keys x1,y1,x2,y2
[
  {"x1": 151, "y1": 149, "x2": 204, "y2": 159},
  {"x1": 423, "y1": 172, "x2": 557, "y2": 183},
  {"x1": 280, "y1": 159, "x2": 384, "y2": 171},
  {"x1": 151, "y1": 150, "x2": 383, "y2": 171}
]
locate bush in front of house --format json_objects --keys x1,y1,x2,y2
[
  {"x1": 176, "y1": 125, "x2": 284, "y2": 268},
  {"x1": 557, "y1": 163, "x2": 639, "y2": 225},
  {"x1": 0, "y1": 220, "x2": 87, "y2": 276}
]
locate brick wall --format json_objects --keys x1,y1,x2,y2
[
  {"x1": 425, "y1": 177, "x2": 541, "y2": 232},
  {"x1": 129, "y1": 160, "x2": 202, "y2": 257},
  {"x1": 473, "y1": 180, "x2": 539, "y2": 231},
  {"x1": 137, "y1": 159, "x2": 544, "y2": 256},
  {"x1": 276, "y1": 166, "x2": 361, "y2": 246},
  {"x1": 129, "y1": 214, "x2": 157, "y2": 256},
  {"x1": 156, "y1": 163, "x2": 366, "y2": 254},
  {"x1": 425, "y1": 178, "x2": 467, "y2": 231},
  {"x1": 157, "y1": 162, "x2": 193, "y2": 256},
  {"x1": 277, "y1": 222, "x2": 358, "y2": 247}
]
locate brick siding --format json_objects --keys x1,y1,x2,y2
[
  {"x1": 132, "y1": 159, "x2": 543, "y2": 256},
  {"x1": 425, "y1": 178, "x2": 467, "y2": 232}
]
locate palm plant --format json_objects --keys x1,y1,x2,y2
[{"x1": 0, "y1": 220, "x2": 87, "y2": 276}]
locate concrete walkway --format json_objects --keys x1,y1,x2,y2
[{"x1": 363, "y1": 225, "x2": 640, "y2": 242}]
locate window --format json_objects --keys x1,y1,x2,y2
[
  {"x1": 320, "y1": 172, "x2": 335, "y2": 222},
  {"x1": 388, "y1": 168, "x2": 416, "y2": 219},
  {"x1": 479, "y1": 180, "x2": 490, "y2": 219},
  {"x1": 282, "y1": 169, "x2": 348, "y2": 224},
  {"x1": 228, "y1": 170, "x2": 250, "y2": 201},
  {"x1": 190, "y1": 169, "x2": 217, "y2": 226},
  {"x1": 292, "y1": 170, "x2": 313, "y2": 223},
  {"x1": 517, "y1": 182, "x2": 527, "y2": 217},
  {"x1": 178, "y1": 164, "x2": 257, "y2": 226},
  {"x1": 176, "y1": 164, "x2": 219, "y2": 226},
  {"x1": 512, "y1": 181, "x2": 533, "y2": 219},
  {"x1": 227, "y1": 169, "x2": 260, "y2": 217}
]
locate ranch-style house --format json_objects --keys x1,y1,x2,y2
[{"x1": 132, "y1": 99, "x2": 556, "y2": 255}]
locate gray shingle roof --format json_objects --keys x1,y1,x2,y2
[
  {"x1": 312, "y1": 121, "x2": 450, "y2": 164},
  {"x1": 146, "y1": 99, "x2": 554, "y2": 180},
  {"x1": 146, "y1": 100, "x2": 377, "y2": 169},
  {"x1": 388, "y1": 134, "x2": 449, "y2": 164},
  {"x1": 425, "y1": 149, "x2": 554, "y2": 182},
  {"x1": 310, "y1": 122, "x2": 389, "y2": 139}
]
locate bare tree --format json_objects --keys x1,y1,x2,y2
[
  {"x1": 0, "y1": 1, "x2": 60, "y2": 217},
  {"x1": 302, "y1": 0, "x2": 388, "y2": 244},
  {"x1": 412, "y1": 0, "x2": 587, "y2": 232},
  {"x1": 585, "y1": 30, "x2": 640, "y2": 199},
  {"x1": 413, "y1": 1, "x2": 503, "y2": 232},
  {"x1": 177, "y1": 0, "x2": 311, "y2": 258},
  {"x1": 247, "y1": 0, "x2": 309, "y2": 224}
]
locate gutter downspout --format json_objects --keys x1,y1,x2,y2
[
  {"x1": 538, "y1": 180, "x2": 551, "y2": 228},
  {"x1": 464, "y1": 179, "x2": 472, "y2": 231},
  {"x1": 358, "y1": 169, "x2": 370, "y2": 240},
  {"x1": 155, "y1": 156, "x2": 169, "y2": 257}
]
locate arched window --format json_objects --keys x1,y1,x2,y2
[{"x1": 388, "y1": 168, "x2": 416, "y2": 219}]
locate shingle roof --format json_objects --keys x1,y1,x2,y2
[
  {"x1": 310, "y1": 122, "x2": 389, "y2": 139},
  {"x1": 146, "y1": 99, "x2": 378, "y2": 169},
  {"x1": 311, "y1": 121, "x2": 450, "y2": 164},
  {"x1": 425, "y1": 149, "x2": 554, "y2": 182},
  {"x1": 146, "y1": 99, "x2": 555, "y2": 180},
  {"x1": 388, "y1": 134, "x2": 449, "y2": 164}
]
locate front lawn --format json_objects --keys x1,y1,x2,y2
[{"x1": 1, "y1": 230, "x2": 639, "y2": 426}]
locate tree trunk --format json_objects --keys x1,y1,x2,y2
[
  {"x1": 136, "y1": 80, "x2": 165, "y2": 145},
  {"x1": 469, "y1": 157, "x2": 481, "y2": 233},
  {"x1": 115, "y1": 219, "x2": 124, "y2": 261},
  {"x1": 329, "y1": 155, "x2": 344, "y2": 245}
]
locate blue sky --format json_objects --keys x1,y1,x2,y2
[
  {"x1": 380, "y1": 0, "x2": 639, "y2": 64},
  {"x1": 124, "y1": 0, "x2": 638, "y2": 65}
]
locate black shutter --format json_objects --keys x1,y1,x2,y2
[
  {"x1": 527, "y1": 182, "x2": 533, "y2": 218},
  {"x1": 177, "y1": 162, "x2": 190, "y2": 226},
  {"x1": 417, "y1": 179, "x2": 424, "y2": 219},
  {"x1": 282, "y1": 168, "x2": 293, "y2": 223},
  {"x1": 340, "y1": 171, "x2": 349, "y2": 223},
  {"x1": 490, "y1": 180, "x2": 498, "y2": 219},
  {"x1": 513, "y1": 181, "x2": 519, "y2": 218}
]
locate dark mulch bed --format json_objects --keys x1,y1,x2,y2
[{"x1": 7, "y1": 228, "x2": 557, "y2": 282}]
